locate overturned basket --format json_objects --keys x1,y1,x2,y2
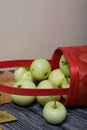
[{"x1": 0, "y1": 45, "x2": 87, "y2": 107}]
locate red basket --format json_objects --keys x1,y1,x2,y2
[
  {"x1": 52, "y1": 45, "x2": 87, "y2": 106},
  {"x1": 0, "y1": 45, "x2": 87, "y2": 107}
]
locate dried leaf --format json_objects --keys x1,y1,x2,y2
[
  {"x1": 0, "y1": 111, "x2": 17, "y2": 124},
  {"x1": 0, "y1": 70, "x2": 15, "y2": 86},
  {"x1": 0, "y1": 70, "x2": 16, "y2": 105},
  {"x1": 0, "y1": 128, "x2": 3, "y2": 130}
]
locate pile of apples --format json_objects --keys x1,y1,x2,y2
[{"x1": 11, "y1": 55, "x2": 70, "y2": 125}]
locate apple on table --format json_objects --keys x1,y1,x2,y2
[
  {"x1": 11, "y1": 80, "x2": 36, "y2": 106},
  {"x1": 43, "y1": 101, "x2": 67, "y2": 125}
]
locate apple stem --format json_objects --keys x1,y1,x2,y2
[{"x1": 54, "y1": 101, "x2": 57, "y2": 109}]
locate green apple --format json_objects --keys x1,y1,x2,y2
[
  {"x1": 14, "y1": 67, "x2": 27, "y2": 81},
  {"x1": 61, "y1": 80, "x2": 69, "y2": 99},
  {"x1": 48, "y1": 69, "x2": 66, "y2": 87},
  {"x1": 21, "y1": 71, "x2": 34, "y2": 82},
  {"x1": 36, "y1": 80, "x2": 60, "y2": 106},
  {"x1": 43, "y1": 101, "x2": 67, "y2": 125},
  {"x1": 30, "y1": 58, "x2": 51, "y2": 80},
  {"x1": 59, "y1": 54, "x2": 70, "y2": 76},
  {"x1": 11, "y1": 80, "x2": 36, "y2": 106}
]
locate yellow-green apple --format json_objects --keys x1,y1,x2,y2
[
  {"x1": 48, "y1": 69, "x2": 66, "y2": 87},
  {"x1": 14, "y1": 67, "x2": 27, "y2": 81},
  {"x1": 30, "y1": 58, "x2": 51, "y2": 80},
  {"x1": 21, "y1": 71, "x2": 34, "y2": 82},
  {"x1": 61, "y1": 80, "x2": 70, "y2": 99},
  {"x1": 36, "y1": 80, "x2": 60, "y2": 106},
  {"x1": 43, "y1": 101, "x2": 67, "y2": 125},
  {"x1": 11, "y1": 80, "x2": 36, "y2": 106},
  {"x1": 59, "y1": 54, "x2": 70, "y2": 76}
]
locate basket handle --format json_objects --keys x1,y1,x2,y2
[
  {"x1": 0, "y1": 83, "x2": 69, "y2": 96},
  {"x1": 0, "y1": 59, "x2": 69, "y2": 96}
]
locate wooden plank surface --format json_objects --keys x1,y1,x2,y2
[{"x1": 0, "y1": 102, "x2": 87, "y2": 130}]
